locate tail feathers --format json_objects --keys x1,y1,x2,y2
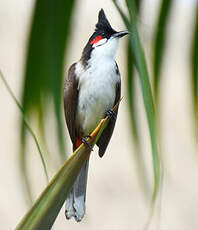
[{"x1": 65, "y1": 160, "x2": 89, "y2": 222}]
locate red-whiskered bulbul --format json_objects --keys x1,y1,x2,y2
[{"x1": 64, "y1": 9, "x2": 128, "y2": 222}]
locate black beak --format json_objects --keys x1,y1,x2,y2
[{"x1": 112, "y1": 30, "x2": 129, "y2": 38}]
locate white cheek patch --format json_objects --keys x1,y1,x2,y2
[{"x1": 92, "y1": 38, "x2": 107, "y2": 48}]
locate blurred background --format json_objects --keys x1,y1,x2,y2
[{"x1": 1, "y1": 0, "x2": 198, "y2": 229}]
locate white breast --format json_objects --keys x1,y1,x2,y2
[{"x1": 75, "y1": 58, "x2": 120, "y2": 135}]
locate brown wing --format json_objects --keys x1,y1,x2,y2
[
  {"x1": 64, "y1": 63, "x2": 79, "y2": 149},
  {"x1": 96, "y1": 80, "x2": 121, "y2": 157}
]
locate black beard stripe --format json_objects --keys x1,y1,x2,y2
[{"x1": 81, "y1": 42, "x2": 93, "y2": 68}]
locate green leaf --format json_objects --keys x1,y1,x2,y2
[
  {"x1": 113, "y1": 0, "x2": 150, "y2": 197},
  {"x1": 113, "y1": 0, "x2": 161, "y2": 206},
  {"x1": 127, "y1": 41, "x2": 139, "y2": 154},
  {"x1": 192, "y1": 5, "x2": 198, "y2": 136},
  {"x1": 126, "y1": 41, "x2": 150, "y2": 198},
  {"x1": 126, "y1": 0, "x2": 161, "y2": 204},
  {"x1": 21, "y1": 0, "x2": 76, "y2": 203},
  {"x1": 153, "y1": 0, "x2": 173, "y2": 101},
  {"x1": 0, "y1": 70, "x2": 49, "y2": 184},
  {"x1": 16, "y1": 144, "x2": 91, "y2": 230},
  {"x1": 125, "y1": 0, "x2": 150, "y2": 197},
  {"x1": 15, "y1": 102, "x2": 120, "y2": 230}
]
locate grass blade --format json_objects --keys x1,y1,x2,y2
[
  {"x1": 113, "y1": 0, "x2": 161, "y2": 209},
  {"x1": 21, "y1": 0, "x2": 76, "y2": 203},
  {"x1": 15, "y1": 102, "x2": 121, "y2": 230},
  {"x1": 127, "y1": 41, "x2": 139, "y2": 156},
  {"x1": 16, "y1": 142, "x2": 91, "y2": 230},
  {"x1": 153, "y1": 0, "x2": 173, "y2": 101},
  {"x1": 125, "y1": 0, "x2": 150, "y2": 198},
  {"x1": 0, "y1": 70, "x2": 49, "y2": 183},
  {"x1": 192, "y1": 5, "x2": 198, "y2": 137},
  {"x1": 126, "y1": 0, "x2": 161, "y2": 205},
  {"x1": 112, "y1": 0, "x2": 130, "y2": 27},
  {"x1": 127, "y1": 41, "x2": 150, "y2": 198}
]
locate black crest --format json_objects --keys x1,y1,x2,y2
[
  {"x1": 81, "y1": 9, "x2": 117, "y2": 66},
  {"x1": 95, "y1": 9, "x2": 116, "y2": 35}
]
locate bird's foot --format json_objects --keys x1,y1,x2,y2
[
  {"x1": 105, "y1": 109, "x2": 116, "y2": 120},
  {"x1": 82, "y1": 136, "x2": 93, "y2": 151}
]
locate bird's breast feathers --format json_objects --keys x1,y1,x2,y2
[{"x1": 75, "y1": 60, "x2": 120, "y2": 135}]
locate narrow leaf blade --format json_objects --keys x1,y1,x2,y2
[
  {"x1": 16, "y1": 102, "x2": 121, "y2": 230},
  {"x1": 127, "y1": 41, "x2": 150, "y2": 198},
  {"x1": 125, "y1": 0, "x2": 161, "y2": 203},
  {"x1": 113, "y1": 0, "x2": 161, "y2": 205},
  {"x1": 153, "y1": 0, "x2": 173, "y2": 101},
  {"x1": 192, "y1": 5, "x2": 198, "y2": 136},
  {"x1": 20, "y1": 0, "x2": 76, "y2": 202}
]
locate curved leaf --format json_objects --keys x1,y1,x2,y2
[
  {"x1": 153, "y1": 0, "x2": 173, "y2": 101},
  {"x1": 192, "y1": 5, "x2": 198, "y2": 136},
  {"x1": 113, "y1": 0, "x2": 161, "y2": 207},
  {"x1": 15, "y1": 101, "x2": 121, "y2": 230},
  {"x1": 127, "y1": 41, "x2": 150, "y2": 198},
  {"x1": 21, "y1": 0, "x2": 76, "y2": 203},
  {"x1": 126, "y1": 0, "x2": 161, "y2": 203},
  {"x1": 0, "y1": 70, "x2": 49, "y2": 183},
  {"x1": 126, "y1": 0, "x2": 151, "y2": 197}
]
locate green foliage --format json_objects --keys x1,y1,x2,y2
[
  {"x1": 125, "y1": 0, "x2": 150, "y2": 198},
  {"x1": 127, "y1": 0, "x2": 161, "y2": 204},
  {"x1": 16, "y1": 142, "x2": 91, "y2": 230},
  {"x1": 21, "y1": 0, "x2": 76, "y2": 203},
  {"x1": 0, "y1": 70, "x2": 49, "y2": 183},
  {"x1": 15, "y1": 102, "x2": 119, "y2": 230},
  {"x1": 113, "y1": 0, "x2": 161, "y2": 206},
  {"x1": 192, "y1": 5, "x2": 198, "y2": 135},
  {"x1": 153, "y1": 0, "x2": 173, "y2": 101},
  {"x1": 126, "y1": 41, "x2": 150, "y2": 200}
]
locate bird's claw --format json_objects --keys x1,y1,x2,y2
[
  {"x1": 105, "y1": 109, "x2": 116, "y2": 120},
  {"x1": 82, "y1": 136, "x2": 93, "y2": 151}
]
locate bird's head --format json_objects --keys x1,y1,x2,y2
[{"x1": 81, "y1": 9, "x2": 129, "y2": 64}]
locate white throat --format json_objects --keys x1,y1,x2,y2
[{"x1": 90, "y1": 37, "x2": 119, "y2": 61}]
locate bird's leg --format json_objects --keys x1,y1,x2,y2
[
  {"x1": 82, "y1": 135, "x2": 93, "y2": 151},
  {"x1": 105, "y1": 109, "x2": 117, "y2": 120}
]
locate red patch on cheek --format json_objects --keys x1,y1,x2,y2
[{"x1": 90, "y1": 35, "x2": 103, "y2": 45}]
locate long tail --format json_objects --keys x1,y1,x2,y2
[{"x1": 65, "y1": 138, "x2": 90, "y2": 222}]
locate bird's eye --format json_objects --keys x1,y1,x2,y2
[{"x1": 90, "y1": 35, "x2": 103, "y2": 45}]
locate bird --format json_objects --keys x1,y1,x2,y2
[{"x1": 64, "y1": 8, "x2": 128, "y2": 222}]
